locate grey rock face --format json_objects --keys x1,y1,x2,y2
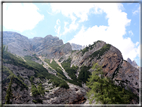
[
  {"x1": 70, "y1": 43, "x2": 83, "y2": 50},
  {"x1": 3, "y1": 31, "x2": 72, "y2": 58},
  {"x1": 3, "y1": 31, "x2": 32, "y2": 56},
  {"x1": 61, "y1": 40, "x2": 139, "y2": 98},
  {"x1": 127, "y1": 58, "x2": 139, "y2": 69}
]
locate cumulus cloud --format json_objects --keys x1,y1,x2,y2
[
  {"x1": 68, "y1": 3, "x2": 139, "y2": 61},
  {"x1": 54, "y1": 19, "x2": 61, "y2": 37},
  {"x1": 3, "y1": 3, "x2": 44, "y2": 32},
  {"x1": 50, "y1": 3, "x2": 95, "y2": 35}
]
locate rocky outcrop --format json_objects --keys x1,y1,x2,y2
[
  {"x1": 43, "y1": 82, "x2": 87, "y2": 104},
  {"x1": 127, "y1": 58, "x2": 139, "y2": 69},
  {"x1": 113, "y1": 60, "x2": 139, "y2": 96},
  {"x1": 3, "y1": 31, "x2": 72, "y2": 58},
  {"x1": 3, "y1": 31, "x2": 32, "y2": 56},
  {"x1": 70, "y1": 43, "x2": 83, "y2": 50},
  {"x1": 60, "y1": 40, "x2": 139, "y2": 97},
  {"x1": 2, "y1": 31, "x2": 139, "y2": 104}
]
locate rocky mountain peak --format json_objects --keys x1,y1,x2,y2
[
  {"x1": 126, "y1": 58, "x2": 138, "y2": 69},
  {"x1": 3, "y1": 31, "x2": 71, "y2": 58}
]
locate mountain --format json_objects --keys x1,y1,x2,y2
[
  {"x1": 70, "y1": 43, "x2": 84, "y2": 50},
  {"x1": 2, "y1": 32, "x2": 139, "y2": 104},
  {"x1": 127, "y1": 58, "x2": 139, "y2": 69},
  {"x1": 2, "y1": 31, "x2": 72, "y2": 59}
]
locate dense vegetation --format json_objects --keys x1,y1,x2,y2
[
  {"x1": 44, "y1": 59, "x2": 67, "y2": 79},
  {"x1": 24, "y1": 54, "x2": 39, "y2": 60},
  {"x1": 81, "y1": 40, "x2": 101, "y2": 55},
  {"x1": 3, "y1": 47, "x2": 69, "y2": 89},
  {"x1": 5, "y1": 76, "x2": 13, "y2": 104},
  {"x1": 61, "y1": 58, "x2": 78, "y2": 80},
  {"x1": 89, "y1": 44, "x2": 111, "y2": 61},
  {"x1": 87, "y1": 63, "x2": 138, "y2": 104},
  {"x1": 3, "y1": 66, "x2": 28, "y2": 90},
  {"x1": 38, "y1": 83, "x2": 45, "y2": 96},
  {"x1": 31, "y1": 84, "x2": 40, "y2": 97},
  {"x1": 78, "y1": 65, "x2": 91, "y2": 83},
  {"x1": 61, "y1": 58, "x2": 90, "y2": 87},
  {"x1": 59, "y1": 57, "x2": 63, "y2": 62}
]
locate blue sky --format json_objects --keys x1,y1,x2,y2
[{"x1": 3, "y1": 3, "x2": 140, "y2": 66}]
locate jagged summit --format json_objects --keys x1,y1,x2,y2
[
  {"x1": 127, "y1": 58, "x2": 139, "y2": 69},
  {"x1": 2, "y1": 31, "x2": 72, "y2": 58},
  {"x1": 2, "y1": 31, "x2": 139, "y2": 104}
]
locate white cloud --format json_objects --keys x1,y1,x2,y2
[
  {"x1": 54, "y1": 19, "x2": 61, "y2": 37},
  {"x1": 69, "y1": 3, "x2": 139, "y2": 61},
  {"x1": 3, "y1": 3, "x2": 44, "y2": 32},
  {"x1": 132, "y1": 6, "x2": 140, "y2": 15},
  {"x1": 128, "y1": 30, "x2": 133, "y2": 36},
  {"x1": 50, "y1": 3, "x2": 95, "y2": 35}
]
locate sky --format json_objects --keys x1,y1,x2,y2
[{"x1": 3, "y1": 3, "x2": 141, "y2": 66}]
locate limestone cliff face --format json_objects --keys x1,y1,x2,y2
[
  {"x1": 127, "y1": 58, "x2": 139, "y2": 69},
  {"x1": 2, "y1": 32, "x2": 139, "y2": 104},
  {"x1": 3, "y1": 31, "x2": 72, "y2": 58},
  {"x1": 3, "y1": 31, "x2": 32, "y2": 56},
  {"x1": 60, "y1": 40, "x2": 139, "y2": 96},
  {"x1": 70, "y1": 43, "x2": 83, "y2": 50}
]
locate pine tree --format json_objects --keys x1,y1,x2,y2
[
  {"x1": 37, "y1": 83, "x2": 45, "y2": 96},
  {"x1": 5, "y1": 75, "x2": 13, "y2": 104},
  {"x1": 86, "y1": 63, "x2": 138, "y2": 104}
]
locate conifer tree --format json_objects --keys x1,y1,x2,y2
[
  {"x1": 37, "y1": 83, "x2": 45, "y2": 96},
  {"x1": 86, "y1": 63, "x2": 137, "y2": 104},
  {"x1": 5, "y1": 75, "x2": 13, "y2": 104}
]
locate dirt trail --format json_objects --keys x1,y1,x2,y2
[
  {"x1": 38, "y1": 56, "x2": 56, "y2": 76},
  {"x1": 38, "y1": 56, "x2": 79, "y2": 88},
  {"x1": 54, "y1": 59, "x2": 72, "y2": 80},
  {"x1": 21, "y1": 57, "x2": 26, "y2": 62}
]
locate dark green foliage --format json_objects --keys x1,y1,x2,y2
[
  {"x1": 47, "y1": 74, "x2": 69, "y2": 89},
  {"x1": 59, "y1": 57, "x2": 63, "y2": 62},
  {"x1": 24, "y1": 55, "x2": 33, "y2": 60},
  {"x1": 90, "y1": 44, "x2": 111, "y2": 61},
  {"x1": 30, "y1": 76, "x2": 34, "y2": 84},
  {"x1": 3, "y1": 45, "x2": 8, "y2": 52},
  {"x1": 32, "y1": 99, "x2": 43, "y2": 104},
  {"x1": 61, "y1": 58, "x2": 82, "y2": 86},
  {"x1": 66, "y1": 79, "x2": 82, "y2": 87},
  {"x1": 3, "y1": 50, "x2": 32, "y2": 69},
  {"x1": 45, "y1": 90, "x2": 49, "y2": 92},
  {"x1": 78, "y1": 66, "x2": 91, "y2": 83},
  {"x1": 5, "y1": 76, "x2": 13, "y2": 104},
  {"x1": 23, "y1": 49, "x2": 27, "y2": 51},
  {"x1": 3, "y1": 48, "x2": 69, "y2": 89},
  {"x1": 24, "y1": 57, "x2": 49, "y2": 79},
  {"x1": 24, "y1": 55, "x2": 39, "y2": 60},
  {"x1": 81, "y1": 46, "x2": 89, "y2": 55},
  {"x1": 44, "y1": 59, "x2": 67, "y2": 79},
  {"x1": 87, "y1": 63, "x2": 139, "y2": 104},
  {"x1": 37, "y1": 83, "x2": 45, "y2": 96},
  {"x1": 61, "y1": 58, "x2": 78, "y2": 80},
  {"x1": 59, "y1": 82, "x2": 69, "y2": 89},
  {"x1": 3, "y1": 66, "x2": 28, "y2": 90},
  {"x1": 31, "y1": 84, "x2": 40, "y2": 97},
  {"x1": 81, "y1": 40, "x2": 101, "y2": 55},
  {"x1": 32, "y1": 54, "x2": 40, "y2": 60}
]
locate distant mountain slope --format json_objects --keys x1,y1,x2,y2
[
  {"x1": 2, "y1": 31, "x2": 72, "y2": 58},
  {"x1": 70, "y1": 43, "x2": 84, "y2": 50},
  {"x1": 127, "y1": 58, "x2": 139, "y2": 69},
  {"x1": 59, "y1": 40, "x2": 139, "y2": 96},
  {"x1": 3, "y1": 31, "x2": 32, "y2": 56},
  {"x1": 2, "y1": 32, "x2": 139, "y2": 104}
]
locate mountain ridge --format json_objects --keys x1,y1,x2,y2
[{"x1": 2, "y1": 31, "x2": 139, "y2": 104}]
